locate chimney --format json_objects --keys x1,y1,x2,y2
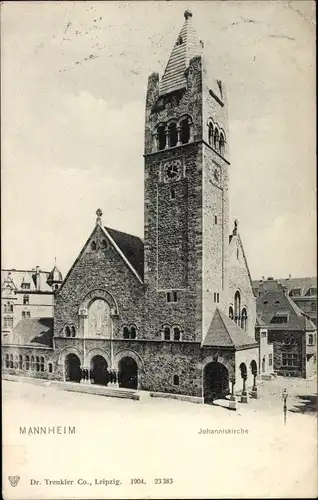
[{"x1": 35, "y1": 266, "x2": 41, "y2": 291}]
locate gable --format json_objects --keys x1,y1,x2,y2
[
  {"x1": 227, "y1": 234, "x2": 254, "y2": 292},
  {"x1": 59, "y1": 224, "x2": 144, "y2": 294}
]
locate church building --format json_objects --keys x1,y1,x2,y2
[{"x1": 2, "y1": 11, "x2": 267, "y2": 403}]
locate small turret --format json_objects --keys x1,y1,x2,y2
[{"x1": 47, "y1": 259, "x2": 63, "y2": 292}]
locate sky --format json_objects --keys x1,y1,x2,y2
[{"x1": 1, "y1": 1, "x2": 316, "y2": 280}]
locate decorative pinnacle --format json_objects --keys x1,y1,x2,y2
[
  {"x1": 96, "y1": 208, "x2": 103, "y2": 226},
  {"x1": 184, "y1": 9, "x2": 192, "y2": 20}
]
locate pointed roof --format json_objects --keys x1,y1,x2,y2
[
  {"x1": 159, "y1": 10, "x2": 202, "y2": 96},
  {"x1": 47, "y1": 264, "x2": 63, "y2": 284},
  {"x1": 202, "y1": 308, "x2": 258, "y2": 350}
]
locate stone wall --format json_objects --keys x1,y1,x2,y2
[{"x1": 2, "y1": 345, "x2": 55, "y2": 380}]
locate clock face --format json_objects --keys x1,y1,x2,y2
[{"x1": 164, "y1": 160, "x2": 182, "y2": 182}]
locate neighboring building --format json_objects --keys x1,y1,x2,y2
[
  {"x1": 3, "y1": 10, "x2": 274, "y2": 402},
  {"x1": 256, "y1": 278, "x2": 317, "y2": 379},
  {"x1": 1, "y1": 265, "x2": 63, "y2": 342},
  {"x1": 253, "y1": 276, "x2": 317, "y2": 326}
]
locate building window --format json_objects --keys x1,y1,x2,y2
[
  {"x1": 14, "y1": 355, "x2": 19, "y2": 369},
  {"x1": 167, "y1": 291, "x2": 178, "y2": 303},
  {"x1": 170, "y1": 188, "x2": 176, "y2": 200},
  {"x1": 21, "y1": 283, "x2": 30, "y2": 290},
  {"x1": 219, "y1": 132, "x2": 225, "y2": 155},
  {"x1": 4, "y1": 316, "x2": 13, "y2": 328},
  {"x1": 48, "y1": 363, "x2": 53, "y2": 373},
  {"x1": 289, "y1": 288, "x2": 301, "y2": 297},
  {"x1": 5, "y1": 354, "x2": 9, "y2": 368},
  {"x1": 180, "y1": 118, "x2": 190, "y2": 144},
  {"x1": 25, "y1": 355, "x2": 30, "y2": 370},
  {"x1": 311, "y1": 302, "x2": 317, "y2": 312},
  {"x1": 261, "y1": 331, "x2": 267, "y2": 338},
  {"x1": 9, "y1": 354, "x2": 14, "y2": 368},
  {"x1": 173, "y1": 326, "x2": 181, "y2": 341},
  {"x1": 35, "y1": 356, "x2": 40, "y2": 371},
  {"x1": 270, "y1": 316, "x2": 288, "y2": 324},
  {"x1": 275, "y1": 300, "x2": 280, "y2": 305},
  {"x1": 123, "y1": 326, "x2": 129, "y2": 339},
  {"x1": 269, "y1": 354, "x2": 273, "y2": 367},
  {"x1": 213, "y1": 128, "x2": 219, "y2": 150},
  {"x1": 309, "y1": 288, "x2": 317, "y2": 296},
  {"x1": 168, "y1": 122, "x2": 178, "y2": 148},
  {"x1": 91, "y1": 241, "x2": 97, "y2": 251},
  {"x1": 241, "y1": 308, "x2": 247, "y2": 330},
  {"x1": 130, "y1": 326, "x2": 136, "y2": 339},
  {"x1": 176, "y1": 35, "x2": 183, "y2": 46},
  {"x1": 157, "y1": 125, "x2": 166, "y2": 150},
  {"x1": 308, "y1": 334, "x2": 314, "y2": 345},
  {"x1": 122, "y1": 325, "x2": 137, "y2": 339},
  {"x1": 164, "y1": 326, "x2": 171, "y2": 340},
  {"x1": 208, "y1": 123, "x2": 213, "y2": 145},
  {"x1": 101, "y1": 239, "x2": 108, "y2": 250},
  {"x1": 214, "y1": 215, "x2": 218, "y2": 224},
  {"x1": 234, "y1": 291, "x2": 241, "y2": 324},
  {"x1": 40, "y1": 356, "x2": 45, "y2": 372},
  {"x1": 18, "y1": 355, "x2": 23, "y2": 370},
  {"x1": 173, "y1": 374, "x2": 180, "y2": 385},
  {"x1": 71, "y1": 326, "x2": 76, "y2": 337},
  {"x1": 31, "y1": 356, "x2": 35, "y2": 370},
  {"x1": 23, "y1": 295, "x2": 29, "y2": 305},
  {"x1": 65, "y1": 326, "x2": 71, "y2": 337},
  {"x1": 22, "y1": 311, "x2": 31, "y2": 319},
  {"x1": 214, "y1": 292, "x2": 220, "y2": 303},
  {"x1": 229, "y1": 306, "x2": 234, "y2": 320},
  {"x1": 282, "y1": 353, "x2": 299, "y2": 367}
]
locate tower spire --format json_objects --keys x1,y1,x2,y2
[{"x1": 159, "y1": 10, "x2": 202, "y2": 96}]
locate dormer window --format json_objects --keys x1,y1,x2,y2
[
  {"x1": 22, "y1": 283, "x2": 30, "y2": 290},
  {"x1": 176, "y1": 35, "x2": 183, "y2": 46}
]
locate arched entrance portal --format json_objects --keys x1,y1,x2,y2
[
  {"x1": 90, "y1": 355, "x2": 109, "y2": 385},
  {"x1": 203, "y1": 362, "x2": 229, "y2": 404},
  {"x1": 118, "y1": 357, "x2": 138, "y2": 389},
  {"x1": 65, "y1": 353, "x2": 81, "y2": 383}
]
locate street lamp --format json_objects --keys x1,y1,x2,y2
[{"x1": 282, "y1": 388, "x2": 288, "y2": 425}]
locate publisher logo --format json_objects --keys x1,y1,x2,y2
[{"x1": 8, "y1": 476, "x2": 20, "y2": 487}]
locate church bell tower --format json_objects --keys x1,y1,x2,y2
[{"x1": 143, "y1": 10, "x2": 230, "y2": 342}]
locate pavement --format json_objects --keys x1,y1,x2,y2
[{"x1": 2, "y1": 377, "x2": 317, "y2": 499}]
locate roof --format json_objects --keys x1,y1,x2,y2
[
  {"x1": 9, "y1": 318, "x2": 53, "y2": 347},
  {"x1": 105, "y1": 227, "x2": 144, "y2": 280},
  {"x1": 47, "y1": 265, "x2": 63, "y2": 284},
  {"x1": 253, "y1": 277, "x2": 317, "y2": 297},
  {"x1": 202, "y1": 308, "x2": 258, "y2": 350},
  {"x1": 256, "y1": 280, "x2": 316, "y2": 331},
  {"x1": 159, "y1": 10, "x2": 202, "y2": 96},
  {"x1": 1, "y1": 268, "x2": 53, "y2": 293}
]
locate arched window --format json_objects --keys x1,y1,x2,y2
[
  {"x1": 130, "y1": 326, "x2": 136, "y2": 339},
  {"x1": 35, "y1": 356, "x2": 40, "y2": 372},
  {"x1": 5, "y1": 354, "x2": 9, "y2": 368},
  {"x1": 18, "y1": 355, "x2": 23, "y2": 369},
  {"x1": 123, "y1": 326, "x2": 129, "y2": 339},
  {"x1": 157, "y1": 125, "x2": 166, "y2": 150},
  {"x1": 31, "y1": 355, "x2": 35, "y2": 370},
  {"x1": 180, "y1": 118, "x2": 190, "y2": 144},
  {"x1": 168, "y1": 123, "x2": 178, "y2": 148},
  {"x1": 23, "y1": 295, "x2": 29, "y2": 305},
  {"x1": 9, "y1": 354, "x2": 14, "y2": 368},
  {"x1": 173, "y1": 374, "x2": 180, "y2": 385},
  {"x1": 173, "y1": 326, "x2": 181, "y2": 341},
  {"x1": 213, "y1": 128, "x2": 219, "y2": 150},
  {"x1": 40, "y1": 356, "x2": 45, "y2": 372},
  {"x1": 219, "y1": 132, "x2": 225, "y2": 155},
  {"x1": 14, "y1": 355, "x2": 19, "y2": 369},
  {"x1": 48, "y1": 363, "x2": 53, "y2": 373},
  {"x1": 229, "y1": 306, "x2": 234, "y2": 320},
  {"x1": 88, "y1": 299, "x2": 111, "y2": 337},
  {"x1": 241, "y1": 308, "x2": 247, "y2": 330},
  {"x1": 101, "y1": 239, "x2": 108, "y2": 250},
  {"x1": 25, "y1": 355, "x2": 30, "y2": 370},
  {"x1": 71, "y1": 326, "x2": 76, "y2": 337},
  {"x1": 208, "y1": 123, "x2": 213, "y2": 145},
  {"x1": 234, "y1": 291, "x2": 241, "y2": 324},
  {"x1": 65, "y1": 326, "x2": 71, "y2": 337},
  {"x1": 91, "y1": 241, "x2": 97, "y2": 251},
  {"x1": 164, "y1": 326, "x2": 171, "y2": 341},
  {"x1": 170, "y1": 188, "x2": 176, "y2": 200}
]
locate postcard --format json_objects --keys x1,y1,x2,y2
[{"x1": 2, "y1": 1, "x2": 317, "y2": 499}]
